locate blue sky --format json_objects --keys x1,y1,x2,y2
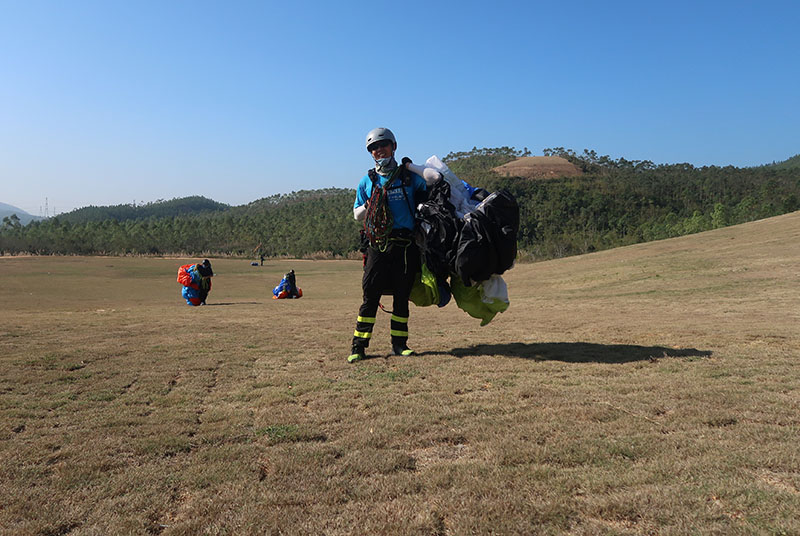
[{"x1": 2, "y1": 0, "x2": 798, "y2": 215}]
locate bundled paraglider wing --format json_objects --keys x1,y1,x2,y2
[
  {"x1": 453, "y1": 189, "x2": 519, "y2": 286},
  {"x1": 177, "y1": 260, "x2": 213, "y2": 306},
  {"x1": 415, "y1": 178, "x2": 460, "y2": 283},
  {"x1": 410, "y1": 156, "x2": 518, "y2": 325},
  {"x1": 177, "y1": 263, "x2": 199, "y2": 289},
  {"x1": 450, "y1": 274, "x2": 509, "y2": 326},
  {"x1": 273, "y1": 270, "x2": 303, "y2": 299}
]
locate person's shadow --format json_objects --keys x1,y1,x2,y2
[{"x1": 448, "y1": 342, "x2": 711, "y2": 363}]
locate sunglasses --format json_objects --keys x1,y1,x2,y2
[{"x1": 368, "y1": 140, "x2": 393, "y2": 151}]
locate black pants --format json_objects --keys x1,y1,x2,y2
[
  {"x1": 352, "y1": 239, "x2": 420, "y2": 350},
  {"x1": 198, "y1": 279, "x2": 211, "y2": 304}
]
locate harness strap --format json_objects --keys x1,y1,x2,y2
[
  {"x1": 364, "y1": 167, "x2": 416, "y2": 252},
  {"x1": 364, "y1": 169, "x2": 394, "y2": 251}
]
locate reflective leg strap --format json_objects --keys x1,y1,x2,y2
[
  {"x1": 390, "y1": 314, "x2": 409, "y2": 342},
  {"x1": 353, "y1": 315, "x2": 376, "y2": 346}
]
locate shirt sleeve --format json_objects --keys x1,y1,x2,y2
[
  {"x1": 413, "y1": 173, "x2": 427, "y2": 194},
  {"x1": 354, "y1": 175, "x2": 370, "y2": 209}
]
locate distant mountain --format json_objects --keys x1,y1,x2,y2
[
  {"x1": 56, "y1": 196, "x2": 230, "y2": 223},
  {"x1": 0, "y1": 202, "x2": 43, "y2": 225}
]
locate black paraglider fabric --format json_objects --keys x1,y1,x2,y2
[
  {"x1": 414, "y1": 178, "x2": 460, "y2": 282},
  {"x1": 414, "y1": 181, "x2": 519, "y2": 287},
  {"x1": 452, "y1": 189, "x2": 519, "y2": 285}
]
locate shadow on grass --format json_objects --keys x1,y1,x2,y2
[{"x1": 449, "y1": 342, "x2": 712, "y2": 364}]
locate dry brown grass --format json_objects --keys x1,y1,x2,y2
[{"x1": 2, "y1": 212, "x2": 799, "y2": 535}]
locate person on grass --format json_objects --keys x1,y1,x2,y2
[
  {"x1": 177, "y1": 259, "x2": 213, "y2": 306},
  {"x1": 348, "y1": 127, "x2": 427, "y2": 363}
]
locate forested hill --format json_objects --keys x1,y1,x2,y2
[
  {"x1": 763, "y1": 154, "x2": 800, "y2": 170},
  {"x1": 2, "y1": 149, "x2": 799, "y2": 259},
  {"x1": 1, "y1": 189, "x2": 359, "y2": 258},
  {"x1": 448, "y1": 148, "x2": 800, "y2": 258},
  {"x1": 57, "y1": 196, "x2": 229, "y2": 223}
]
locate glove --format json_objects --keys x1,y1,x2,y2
[{"x1": 401, "y1": 157, "x2": 412, "y2": 167}]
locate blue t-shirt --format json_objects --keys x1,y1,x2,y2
[{"x1": 354, "y1": 170, "x2": 427, "y2": 230}]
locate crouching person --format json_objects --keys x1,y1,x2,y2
[{"x1": 177, "y1": 259, "x2": 213, "y2": 306}]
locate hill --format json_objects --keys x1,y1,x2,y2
[
  {"x1": 56, "y1": 196, "x2": 230, "y2": 223},
  {"x1": 491, "y1": 156, "x2": 583, "y2": 179},
  {"x1": 0, "y1": 202, "x2": 42, "y2": 225},
  {"x1": 764, "y1": 153, "x2": 800, "y2": 170},
  {"x1": 448, "y1": 147, "x2": 800, "y2": 260}
]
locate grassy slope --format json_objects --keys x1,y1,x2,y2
[{"x1": 1, "y1": 212, "x2": 799, "y2": 534}]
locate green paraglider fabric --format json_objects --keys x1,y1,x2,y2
[
  {"x1": 409, "y1": 263, "x2": 440, "y2": 307},
  {"x1": 450, "y1": 276, "x2": 509, "y2": 326}
]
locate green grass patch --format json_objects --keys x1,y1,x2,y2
[{"x1": 255, "y1": 424, "x2": 327, "y2": 444}]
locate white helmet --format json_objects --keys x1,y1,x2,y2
[{"x1": 365, "y1": 127, "x2": 396, "y2": 152}]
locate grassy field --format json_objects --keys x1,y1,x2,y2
[{"x1": 2, "y1": 212, "x2": 799, "y2": 535}]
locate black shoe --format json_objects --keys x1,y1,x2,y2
[
  {"x1": 348, "y1": 346, "x2": 366, "y2": 363},
  {"x1": 392, "y1": 344, "x2": 414, "y2": 356}
]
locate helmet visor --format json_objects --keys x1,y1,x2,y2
[{"x1": 367, "y1": 139, "x2": 393, "y2": 152}]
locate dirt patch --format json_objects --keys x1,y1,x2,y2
[{"x1": 492, "y1": 156, "x2": 583, "y2": 179}]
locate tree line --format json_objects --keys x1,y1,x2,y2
[{"x1": 2, "y1": 150, "x2": 799, "y2": 260}]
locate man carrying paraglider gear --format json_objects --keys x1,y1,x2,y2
[
  {"x1": 177, "y1": 259, "x2": 214, "y2": 306},
  {"x1": 348, "y1": 127, "x2": 427, "y2": 363}
]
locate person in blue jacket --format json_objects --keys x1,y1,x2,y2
[{"x1": 348, "y1": 127, "x2": 427, "y2": 363}]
